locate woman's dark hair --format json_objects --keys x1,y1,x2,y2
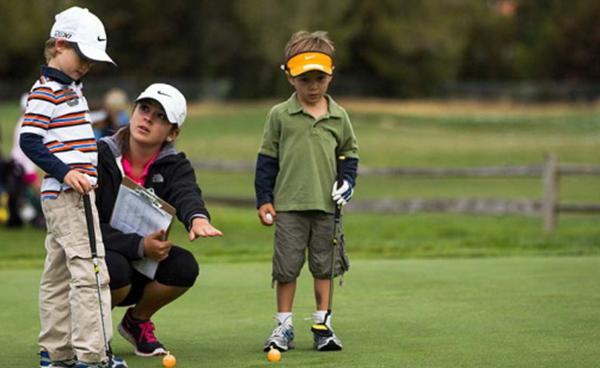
[
  {"x1": 114, "y1": 101, "x2": 180, "y2": 156},
  {"x1": 114, "y1": 125, "x2": 131, "y2": 156}
]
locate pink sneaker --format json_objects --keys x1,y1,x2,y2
[{"x1": 117, "y1": 308, "x2": 167, "y2": 357}]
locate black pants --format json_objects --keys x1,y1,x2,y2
[
  {"x1": 2, "y1": 159, "x2": 24, "y2": 227},
  {"x1": 106, "y1": 245, "x2": 199, "y2": 306}
]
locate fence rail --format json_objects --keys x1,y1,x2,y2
[
  {"x1": 359, "y1": 165, "x2": 543, "y2": 177},
  {"x1": 192, "y1": 154, "x2": 600, "y2": 232},
  {"x1": 193, "y1": 160, "x2": 600, "y2": 177}
]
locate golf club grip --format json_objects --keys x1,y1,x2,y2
[
  {"x1": 82, "y1": 194, "x2": 98, "y2": 258},
  {"x1": 335, "y1": 155, "x2": 346, "y2": 217},
  {"x1": 336, "y1": 156, "x2": 346, "y2": 187}
]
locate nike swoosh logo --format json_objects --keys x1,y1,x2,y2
[
  {"x1": 157, "y1": 91, "x2": 171, "y2": 97},
  {"x1": 97, "y1": 36, "x2": 106, "y2": 42},
  {"x1": 305, "y1": 55, "x2": 316, "y2": 60}
]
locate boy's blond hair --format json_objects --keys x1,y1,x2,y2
[{"x1": 284, "y1": 31, "x2": 335, "y2": 61}]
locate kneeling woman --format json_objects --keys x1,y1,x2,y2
[{"x1": 95, "y1": 83, "x2": 222, "y2": 357}]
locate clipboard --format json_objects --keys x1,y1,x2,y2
[{"x1": 110, "y1": 176, "x2": 176, "y2": 278}]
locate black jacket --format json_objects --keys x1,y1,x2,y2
[{"x1": 95, "y1": 134, "x2": 210, "y2": 261}]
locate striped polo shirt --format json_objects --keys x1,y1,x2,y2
[{"x1": 20, "y1": 67, "x2": 97, "y2": 200}]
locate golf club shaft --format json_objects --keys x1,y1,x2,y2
[
  {"x1": 326, "y1": 155, "x2": 346, "y2": 320},
  {"x1": 83, "y1": 194, "x2": 98, "y2": 257},
  {"x1": 82, "y1": 193, "x2": 111, "y2": 363}
]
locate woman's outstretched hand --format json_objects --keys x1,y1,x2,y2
[{"x1": 189, "y1": 217, "x2": 223, "y2": 241}]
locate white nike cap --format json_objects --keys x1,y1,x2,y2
[
  {"x1": 50, "y1": 7, "x2": 115, "y2": 65},
  {"x1": 136, "y1": 83, "x2": 187, "y2": 127}
]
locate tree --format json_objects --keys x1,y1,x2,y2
[
  {"x1": 0, "y1": 0, "x2": 597, "y2": 99},
  {"x1": 342, "y1": 0, "x2": 482, "y2": 96},
  {"x1": 533, "y1": 0, "x2": 600, "y2": 81},
  {"x1": 0, "y1": 1, "x2": 57, "y2": 79}
]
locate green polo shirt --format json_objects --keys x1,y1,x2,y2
[{"x1": 258, "y1": 93, "x2": 359, "y2": 213}]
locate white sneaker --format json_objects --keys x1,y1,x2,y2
[{"x1": 263, "y1": 323, "x2": 295, "y2": 352}]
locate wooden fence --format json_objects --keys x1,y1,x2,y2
[{"x1": 192, "y1": 154, "x2": 600, "y2": 232}]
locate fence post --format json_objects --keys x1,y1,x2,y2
[{"x1": 542, "y1": 153, "x2": 559, "y2": 233}]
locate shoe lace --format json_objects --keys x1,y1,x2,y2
[
  {"x1": 271, "y1": 324, "x2": 286, "y2": 338},
  {"x1": 271, "y1": 322, "x2": 293, "y2": 340},
  {"x1": 138, "y1": 320, "x2": 158, "y2": 344}
]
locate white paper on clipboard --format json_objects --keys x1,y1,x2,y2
[{"x1": 110, "y1": 177, "x2": 175, "y2": 279}]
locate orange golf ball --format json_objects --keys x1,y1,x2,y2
[
  {"x1": 267, "y1": 347, "x2": 281, "y2": 362},
  {"x1": 162, "y1": 353, "x2": 176, "y2": 368}
]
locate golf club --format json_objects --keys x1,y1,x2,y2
[
  {"x1": 82, "y1": 193, "x2": 112, "y2": 366},
  {"x1": 311, "y1": 155, "x2": 345, "y2": 340}
]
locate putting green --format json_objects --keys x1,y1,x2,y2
[{"x1": 2, "y1": 257, "x2": 599, "y2": 367}]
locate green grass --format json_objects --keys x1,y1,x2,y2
[
  {"x1": 2, "y1": 100, "x2": 600, "y2": 200},
  {"x1": 3, "y1": 101, "x2": 600, "y2": 166},
  {"x1": 1, "y1": 101, "x2": 600, "y2": 367},
  {"x1": 192, "y1": 171, "x2": 600, "y2": 203},
  {"x1": 1, "y1": 100, "x2": 599, "y2": 260},
  {"x1": 2, "y1": 206, "x2": 599, "y2": 269},
  {"x1": 2, "y1": 258, "x2": 600, "y2": 367},
  {"x1": 158, "y1": 102, "x2": 600, "y2": 203}
]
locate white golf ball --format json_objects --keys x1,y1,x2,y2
[{"x1": 265, "y1": 213, "x2": 273, "y2": 224}]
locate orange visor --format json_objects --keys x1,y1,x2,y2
[{"x1": 283, "y1": 52, "x2": 334, "y2": 77}]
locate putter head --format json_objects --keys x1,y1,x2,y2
[{"x1": 311, "y1": 323, "x2": 333, "y2": 337}]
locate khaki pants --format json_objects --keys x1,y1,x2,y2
[{"x1": 39, "y1": 190, "x2": 112, "y2": 363}]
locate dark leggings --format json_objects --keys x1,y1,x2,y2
[{"x1": 106, "y1": 245, "x2": 199, "y2": 306}]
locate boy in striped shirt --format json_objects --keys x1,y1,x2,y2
[{"x1": 19, "y1": 7, "x2": 126, "y2": 368}]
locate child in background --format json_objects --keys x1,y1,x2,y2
[
  {"x1": 91, "y1": 88, "x2": 130, "y2": 140},
  {"x1": 12, "y1": 93, "x2": 39, "y2": 189},
  {"x1": 19, "y1": 6, "x2": 126, "y2": 368},
  {"x1": 103, "y1": 88, "x2": 130, "y2": 128},
  {"x1": 255, "y1": 30, "x2": 359, "y2": 352}
]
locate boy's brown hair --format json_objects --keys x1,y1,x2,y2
[
  {"x1": 44, "y1": 38, "x2": 58, "y2": 63},
  {"x1": 44, "y1": 38, "x2": 79, "y2": 63},
  {"x1": 283, "y1": 31, "x2": 335, "y2": 61}
]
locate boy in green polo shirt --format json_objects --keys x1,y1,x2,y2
[{"x1": 254, "y1": 30, "x2": 359, "y2": 353}]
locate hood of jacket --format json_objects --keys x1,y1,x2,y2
[{"x1": 100, "y1": 128, "x2": 180, "y2": 163}]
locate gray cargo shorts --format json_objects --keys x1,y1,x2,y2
[{"x1": 272, "y1": 211, "x2": 350, "y2": 283}]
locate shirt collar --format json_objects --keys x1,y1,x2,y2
[
  {"x1": 286, "y1": 92, "x2": 343, "y2": 119},
  {"x1": 286, "y1": 93, "x2": 304, "y2": 114},
  {"x1": 41, "y1": 65, "x2": 79, "y2": 85},
  {"x1": 326, "y1": 95, "x2": 344, "y2": 118},
  {"x1": 121, "y1": 150, "x2": 160, "y2": 186}
]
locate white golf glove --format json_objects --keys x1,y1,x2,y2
[{"x1": 331, "y1": 180, "x2": 353, "y2": 206}]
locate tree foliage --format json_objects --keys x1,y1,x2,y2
[{"x1": 0, "y1": 0, "x2": 597, "y2": 98}]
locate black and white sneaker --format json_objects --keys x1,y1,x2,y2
[
  {"x1": 74, "y1": 356, "x2": 127, "y2": 368},
  {"x1": 40, "y1": 350, "x2": 76, "y2": 368},
  {"x1": 41, "y1": 349, "x2": 127, "y2": 368},
  {"x1": 104, "y1": 353, "x2": 128, "y2": 368},
  {"x1": 312, "y1": 326, "x2": 343, "y2": 351}
]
